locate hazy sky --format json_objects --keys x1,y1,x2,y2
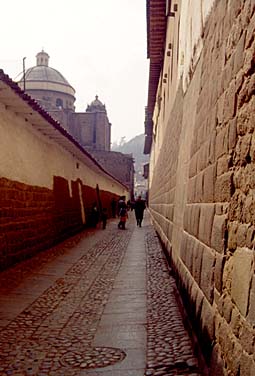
[{"x1": 0, "y1": 0, "x2": 149, "y2": 143}]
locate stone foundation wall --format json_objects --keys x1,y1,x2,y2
[{"x1": 149, "y1": 0, "x2": 255, "y2": 373}]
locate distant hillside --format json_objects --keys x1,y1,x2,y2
[
  {"x1": 112, "y1": 134, "x2": 149, "y2": 170},
  {"x1": 112, "y1": 134, "x2": 149, "y2": 183}
]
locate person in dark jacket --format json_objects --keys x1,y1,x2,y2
[
  {"x1": 117, "y1": 196, "x2": 127, "y2": 229},
  {"x1": 91, "y1": 202, "x2": 99, "y2": 228},
  {"x1": 101, "y1": 208, "x2": 108, "y2": 229},
  {"x1": 134, "y1": 196, "x2": 146, "y2": 227},
  {"x1": 118, "y1": 206, "x2": 128, "y2": 229}
]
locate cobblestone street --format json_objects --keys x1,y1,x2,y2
[{"x1": 0, "y1": 213, "x2": 202, "y2": 376}]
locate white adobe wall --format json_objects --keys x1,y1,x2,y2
[{"x1": 0, "y1": 103, "x2": 127, "y2": 197}]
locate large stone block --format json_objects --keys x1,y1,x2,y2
[
  {"x1": 167, "y1": 221, "x2": 173, "y2": 241},
  {"x1": 202, "y1": 142, "x2": 213, "y2": 172},
  {"x1": 180, "y1": 232, "x2": 188, "y2": 265},
  {"x1": 245, "y1": 9, "x2": 255, "y2": 49},
  {"x1": 236, "y1": 223, "x2": 249, "y2": 247},
  {"x1": 221, "y1": 55, "x2": 234, "y2": 93},
  {"x1": 222, "y1": 292, "x2": 233, "y2": 323},
  {"x1": 231, "y1": 247, "x2": 254, "y2": 316},
  {"x1": 240, "y1": 352, "x2": 254, "y2": 376},
  {"x1": 198, "y1": 204, "x2": 215, "y2": 246},
  {"x1": 226, "y1": 340, "x2": 242, "y2": 376},
  {"x1": 167, "y1": 204, "x2": 174, "y2": 222},
  {"x1": 183, "y1": 205, "x2": 190, "y2": 232},
  {"x1": 247, "y1": 275, "x2": 255, "y2": 325},
  {"x1": 208, "y1": 103, "x2": 217, "y2": 134},
  {"x1": 228, "y1": 189, "x2": 251, "y2": 224},
  {"x1": 216, "y1": 93, "x2": 226, "y2": 126},
  {"x1": 223, "y1": 79, "x2": 237, "y2": 122},
  {"x1": 233, "y1": 30, "x2": 246, "y2": 75},
  {"x1": 191, "y1": 204, "x2": 201, "y2": 237},
  {"x1": 230, "y1": 306, "x2": 241, "y2": 337},
  {"x1": 214, "y1": 172, "x2": 234, "y2": 202},
  {"x1": 234, "y1": 133, "x2": 252, "y2": 166},
  {"x1": 215, "y1": 127, "x2": 229, "y2": 159},
  {"x1": 200, "y1": 297, "x2": 215, "y2": 342},
  {"x1": 211, "y1": 214, "x2": 227, "y2": 253},
  {"x1": 191, "y1": 239, "x2": 203, "y2": 285},
  {"x1": 209, "y1": 343, "x2": 225, "y2": 376},
  {"x1": 237, "y1": 96, "x2": 255, "y2": 135},
  {"x1": 228, "y1": 221, "x2": 239, "y2": 251},
  {"x1": 217, "y1": 155, "x2": 230, "y2": 176},
  {"x1": 189, "y1": 153, "x2": 197, "y2": 178},
  {"x1": 242, "y1": 0, "x2": 255, "y2": 26},
  {"x1": 200, "y1": 244, "x2": 216, "y2": 303},
  {"x1": 215, "y1": 253, "x2": 226, "y2": 293},
  {"x1": 225, "y1": 11, "x2": 242, "y2": 59},
  {"x1": 238, "y1": 74, "x2": 255, "y2": 110},
  {"x1": 195, "y1": 172, "x2": 204, "y2": 203},
  {"x1": 251, "y1": 131, "x2": 255, "y2": 162},
  {"x1": 222, "y1": 255, "x2": 234, "y2": 292},
  {"x1": 184, "y1": 204, "x2": 200, "y2": 236},
  {"x1": 203, "y1": 164, "x2": 216, "y2": 202},
  {"x1": 246, "y1": 224, "x2": 255, "y2": 248},
  {"x1": 205, "y1": 129, "x2": 216, "y2": 168},
  {"x1": 239, "y1": 319, "x2": 254, "y2": 355},
  {"x1": 228, "y1": 117, "x2": 237, "y2": 150}
]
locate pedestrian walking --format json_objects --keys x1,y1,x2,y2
[
  {"x1": 118, "y1": 206, "x2": 128, "y2": 229},
  {"x1": 91, "y1": 202, "x2": 99, "y2": 228},
  {"x1": 134, "y1": 195, "x2": 146, "y2": 227},
  {"x1": 117, "y1": 196, "x2": 126, "y2": 213},
  {"x1": 101, "y1": 208, "x2": 107, "y2": 229}
]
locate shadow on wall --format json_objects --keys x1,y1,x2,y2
[{"x1": 0, "y1": 176, "x2": 119, "y2": 272}]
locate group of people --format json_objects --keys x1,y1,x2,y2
[
  {"x1": 91, "y1": 195, "x2": 146, "y2": 231},
  {"x1": 117, "y1": 195, "x2": 146, "y2": 230}
]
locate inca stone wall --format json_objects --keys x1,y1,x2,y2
[{"x1": 149, "y1": 1, "x2": 255, "y2": 374}]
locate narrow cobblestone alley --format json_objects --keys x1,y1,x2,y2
[{"x1": 0, "y1": 213, "x2": 202, "y2": 376}]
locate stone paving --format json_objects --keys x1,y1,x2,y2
[
  {"x1": 0, "y1": 213, "x2": 202, "y2": 375},
  {"x1": 145, "y1": 230, "x2": 201, "y2": 376}
]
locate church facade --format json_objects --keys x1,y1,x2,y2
[{"x1": 18, "y1": 51, "x2": 134, "y2": 197}]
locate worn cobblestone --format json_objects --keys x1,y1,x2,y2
[
  {"x1": 0, "y1": 216, "x2": 202, "y2": 375},
  {"x1": 145, "y1": 230, "x2": 201, "y2": 376},
  {"x1": 0, "y1": 227, "x2": 132, "y2": 374}
]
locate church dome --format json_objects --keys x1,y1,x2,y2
[
  {"x1": 19, "y1": 50, "x2": 75, "y2": 98},
  {"x1": 86, "y1": 95, "x2": 106, "y2": 113},
  {"x1": 25, "y1": 66, "x2": 70, "y2": 86}
]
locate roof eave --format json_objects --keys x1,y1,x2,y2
[{"x1": 145, "y1": 0, "x2": 167, "y2": 154}]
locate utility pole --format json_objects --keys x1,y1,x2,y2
[{"x1": 23, "y1": 57, "x2": 26, "y2": 91}]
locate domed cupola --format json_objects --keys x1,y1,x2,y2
[
  {"x1": 18, "y1": 50, "x2": 75, "y2": 103},
  {"x1": 36, "y1": 50, "x2": 49, "y2": 66},
  {"x1": 17, "y1": 50, "x2": 76, "y2": 120},
  {"x1": 86, "y1": 95, "x2": 107, "y2": 113}
]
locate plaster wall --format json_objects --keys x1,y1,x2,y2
[
  {"x1": 0, "y1": 102, "x2": 127, "y2": 270},
  {"x1": 0, "y1": 106, "x2": 125, "y2": 196}
]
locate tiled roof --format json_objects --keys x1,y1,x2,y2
[{"x1": 0, "y1": 69, "x2": 128, "y2": 190}]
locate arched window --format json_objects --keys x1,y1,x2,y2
[{"x1": 56, "y1": 98, "x2": 63, "y2": 108}]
